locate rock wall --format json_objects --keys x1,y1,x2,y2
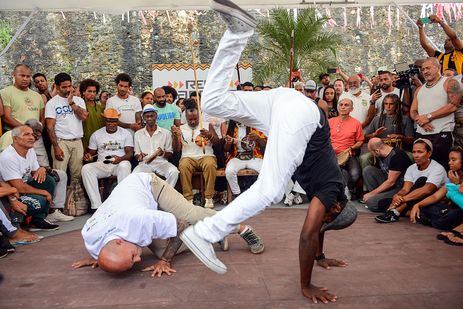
[{"x1": 0, "y1": 7, "x2": 461, "y2": 93}]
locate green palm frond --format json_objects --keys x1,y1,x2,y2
[{"x1": 250, "y1": 8, "x2": 342, "y2": 85}]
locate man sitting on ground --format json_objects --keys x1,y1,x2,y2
[
  {"x1": 82, "y1": 109, "x2": 133, "y2": 211},
  {"x1": 72, "y1": 173, "x2": 264, "y2": 275}
]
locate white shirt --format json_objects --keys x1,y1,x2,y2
[
  {"x1": 106, "y1": 95, "x2": 142, "y2": 134},
  {"x1": 180, "y1": 121, "x2": 215, "y2": 159},
  {"x1": 134, "y1": 126, "x2": 172, "y2": 163},
  {"x1": 81, "y1": 173, "x2": 177, "y2": 259},
  {"x1": 374, "y1": 88, "x2": 402, "y2": 116},
  {"x1": 404, "y1": 159, "x2": 446, "y2": 188},
  {"x1": 45, "y1": 95, "x2": 86, "y2": 139},
  {"x1": 88, "y1": 127, "x2": 134, "y2": 162},
  {"x1": 339, "y1": 91, "x2": 370, "y2": 124},
  {"x1": 0, "y1": 145, "x2": 40, "y2": 182}
]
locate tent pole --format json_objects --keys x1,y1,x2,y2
[
  {"x1": 0, "y1": 8, "x2": 38, "y2": 59},
  {"x1": 391, "y1": 0, "x2": 438, "y2": 50}
]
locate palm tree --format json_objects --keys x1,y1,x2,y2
[{"x1": 249, "y1": 8, "x2": 342, "y2": 86}]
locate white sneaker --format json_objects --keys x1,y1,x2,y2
[
  {"x1": 293, "y1": 193, "x2": 303, "y2": 205},
  {"x1": 344, "y1": 187, "x2": 352, "y2": 201},
  {"x1": 205, "y1": 198, "x2": 214, "y2": 209},
  {"x1": 46, "y1": 209, "x2": 74, "y2": 223},
  {"x1": 180, "y1": 226, "x2": 227, "y2": 274},
  {"x1": 211, "y1": 0, "x2": 257, "y2": 33},
  {"x1": 284, "y1": 192, "x2": 294, "y2": 206}
]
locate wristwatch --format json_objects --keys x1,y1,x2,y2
[{"x1": 426, "y1": 113, "x2": 433, "y2": 121}]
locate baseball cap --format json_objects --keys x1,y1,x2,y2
[
  {"x1": 319, "y1": 73, "x2": 330, "y2": 80},
  {"x1": 320, "y1": 202, "x2": 358, "y2": 233},
  {"x1": 414, "y1": 138, "x2": 433, "y2": 152},
  {"x1": 101, "y1": 108, "x2": 120, "y2": 119},
  {"x1": 304, "y1": 80, "x2": 317, "y2": 91},
  {"x1": 142, "y1": 104, "x2": 157, "y2": 114}
]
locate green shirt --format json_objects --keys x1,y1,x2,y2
[
  {"x1": 0, "y1": 85, "x2": 43, "y2": 130},
  {"x1": 83, "y1": 103, "x2": 105, "y2": 149},
  {"x1": 152, "y1": 103, "x2": 180, "y2": 131}
]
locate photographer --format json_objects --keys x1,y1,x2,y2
[{"x1": 417, "y1": 15, "x2": 463, "y2": 74}]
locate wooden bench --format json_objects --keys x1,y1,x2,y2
[{"x1": 216, "y1": 168, "x2": 259, "y2": 203}]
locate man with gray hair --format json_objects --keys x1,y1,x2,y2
[{"x1": 0, "y1": 126, "x2": 59, "y2": 230}]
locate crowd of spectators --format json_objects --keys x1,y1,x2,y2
[{"x1": 0, "y1": 14, "x2": 462, "y2": 258}]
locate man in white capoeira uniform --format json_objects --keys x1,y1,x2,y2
[{"x1": 181, "y1": 0, "x2": 357, "y2": 303}]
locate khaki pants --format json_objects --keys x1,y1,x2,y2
[
  {"x1": 52, "y1": 139, "x2": 84, "y2": 184},
  {"x1": 148, "y1": 173, "x2": 217, "y2": 258},
  {"x1": 179, "y1": 156, "x2": 217, "y2": 200}
]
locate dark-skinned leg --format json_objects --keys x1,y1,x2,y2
[{"x1": 299, "y1": 197, "x2": 337, "y2": 304}]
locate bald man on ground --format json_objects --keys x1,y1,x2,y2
[{"x1": 72, "y1": 173, "x2": 264, "y2": 276}]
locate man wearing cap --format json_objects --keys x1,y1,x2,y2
[
  {"x1": 304, "y1": 80, "x2": 329, "y2": 114},
  {"x1": 317, "y1": 73, "x2": 331, "y2": 98},
  {"x1": 81, "y1": 108, "x2": 134, "y2": 210},
  {"x1": 375, "y1": 138, "x2": 446, "y2": 223},
  {"x1": 133, "y1": 104, "x2": 179, "y2": 186},
  {"x1": 179, "y1": 1, "x2": 357, "y2": 304}
]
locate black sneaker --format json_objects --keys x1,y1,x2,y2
[
  {"x1": 240, "y1": 225, "x2": 264, "y2": 254},
  {"x1": 28, "y1": 218, "x2": 59, "y2": 231},
  {"x1": 211, "y1": 0, "x2": 257, "y2": 33},
  {"x1": 0, "y1": 247, "x2": 8, "y2": 259},
  {"x1": 375, "y1": 210, "x2": 400, "y2": 223},
  {"x1": 0, "y1": 235, "x2": 15, "y2": 253}
]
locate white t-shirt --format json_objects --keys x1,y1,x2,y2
[
  {"x1": 88, "y1": 127, "x2": 134, "y2": 162},
  {"x1": 374, "y1": 88, "x2": 402, "y2": 116},
  {"x1": 45, "y1": 95, "x2": 86, "y2": 139},
  {"x1": 404, "y1": 159, "x2": 446, "y2": 187},
  {"x1": 106, "y1": 95, "x2": 142, "y2": 129},
  {"x1": 81, "y1": 173, "x2": 177, "y2": 259},
  {"x1": 339, "y1": 91, "x2": 370, "y2": 124},
  {"x1": 180, "y1": 121, "x2": 215, "y2": 159},
  {"x1": 0, "y1": 145, "x2": 40, "y2": 182},
  {"x1": 134, "y1": 126, "x2": 172, "y2": 163}
]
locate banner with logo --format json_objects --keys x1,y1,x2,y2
[{"x1": 152, "y1": 63, "x2": 252, "y2": 99}]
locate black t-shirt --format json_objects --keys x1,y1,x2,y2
[{"x1": 377, "y1": 148, "x2": 412, "y2": 188}]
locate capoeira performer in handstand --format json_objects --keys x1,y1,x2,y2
[{"x1": 180, "y1": 0, "x2": 357, "y2": 303}]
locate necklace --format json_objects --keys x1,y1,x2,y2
[{"x1": 425, "y1": 76, "x2": 443, "y2": 88}]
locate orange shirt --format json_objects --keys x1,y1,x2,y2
[{"x1": 329, "y1": 116, "x2": 364, "y2": 155}]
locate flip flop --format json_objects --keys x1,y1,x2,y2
[
  {"x1": 10, "y1": 238, "x2": 41, "y2": 245},
  {"x1": 444, "y1": 234, "x2": 463, "y2": 246},
  {"x1": 436, "y1": 230, "x2": 462, "y2": 241}
]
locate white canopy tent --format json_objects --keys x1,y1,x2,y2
[{"x1": 0, "y1": 1, "x2": 457, "y2": 12}]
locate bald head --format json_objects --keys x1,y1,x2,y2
[
  {"x1": 98, "y1": 239, "x2": 142, "y2": 273},
  {"x1": 368, "y1": 137, "x2": 384, "y2": 152},
  {"x1": 153, "y1": 87, "x2": 166, "y2": 106}
]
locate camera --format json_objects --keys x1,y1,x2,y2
[{"x1": 394, "y1": 62, "x2": 420, "y2": 89}]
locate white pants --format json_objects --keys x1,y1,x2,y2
[
  {"x1": 81, "y1": 161, "x2": 132, "y2": 209},
  {"x1": 194, "y1": 30, "x2": 321, "y2": 243},
  {"x1": 225, "y1": 157, "x2": 263, "y2": 194},
  {"x1": 133, "y1": 160, "x2": 179, "y2": 187},
  {"x1": 285, "y1": 180, "x2": 307, "y2": 195},
  {"x1": 53, "y1": 169, "x2": 68, "y2": 209}
]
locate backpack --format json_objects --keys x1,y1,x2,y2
[{"x1": 64, "y1": 181, "x2": 90, "y2": 216}]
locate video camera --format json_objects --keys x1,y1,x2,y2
[{"x1": 394, "y1": 62, "x2": 420, "y2": 89}]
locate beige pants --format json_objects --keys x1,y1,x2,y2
[
  {"x1": 179, "y1": 156, "x2": 217, "y2": 200},
  {"x1": 52, "y1": 139, "x2": 84, "y2": 183},
  {"x1": 148, "y1": 173, "x2": 217, "y2": 257}
]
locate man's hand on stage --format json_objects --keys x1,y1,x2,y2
[
  {"x1": 316, "y1": 257, "x2": 348, "y2": 270},
  {"x1": 141, "y1": 260, "x2": 177, "y2": 277},
  {"x1": 72, "y1": 258, "x2": 98, "y2": 269},
  {"x1": 302, "y1": 284, "x2": 337, "y2": 304}
]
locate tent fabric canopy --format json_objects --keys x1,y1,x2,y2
[{"x1": 0, "y1": 1, "x2": 456, "y2": 13}]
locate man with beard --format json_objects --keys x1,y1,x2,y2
[
  {"x1": 81, "y1": 79, "x2": 104, "y2": 149},
  {"x1": 370, "y1": 71, "x2": 407, "y2": 116},
  {"x1": 105, "y1": 73, "x2": 142, "y2": 136},
  {"x1": 317, "y1": 73, "x2": 331, "y2": 99},
  {"x1": 339, "y1": 75, "x2": 375, "y2": 128},
  {"x1": 152, "y1": 87, "x2": 181, "y2": 131},
  {"x1": 33, "y1": 73, "x2": 53, "y2": 102},
  {"x1": 417, "y1": 15, "x2": 463, "y2": 74}
]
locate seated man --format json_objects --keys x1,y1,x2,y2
[
  {"x1": 82, "y1": 108, "x2": 134, "y2": 210},
  {"x1": 362, "y1": 138, "x2": 412, "y2": 211},
  {"x1": 172, "y1": 99, "x2": 220, "y2": 208},
  {"x1": 0, "y1": 119, "x2": 72, "y2": 222},
  {"x1": 375, "y1": 138, "x2": 446, "y2": 223},
  {"x1": 224, "y1": 121, "x2": 267, "y2": 199},
  {"x1": 329, "y1": 98, "x2": 364, "y2": 200},
  {"x1": 0, "y1": 126, "x2": 58, "y2": 231},
  {"x1": 133, "y1": 104, "x2": 179, "y2": 186},
  {"x1": 72, "y1": 173, "x2": 264, "y2": 274}
]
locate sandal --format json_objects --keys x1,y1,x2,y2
[
  {"x1": 444, "y1": 234, "x2": 463, "y2": 246},
  {"x1": 10, "y1": 238, "x2": 41, "y2": 245},
  {"x1": 436, "y1": 230, "x2": 462, "y2": 241}
]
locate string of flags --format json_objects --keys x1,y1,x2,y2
[{"x1": 58, "y1": 3, "x2": 463, "y2": 31}]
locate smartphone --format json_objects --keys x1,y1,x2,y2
[
  {"x1": 327, "y1": 68, "x2": 337, "y2": 74},
  {"x1": 420, "y1": 17, "x2": 431, "y2": 24}
]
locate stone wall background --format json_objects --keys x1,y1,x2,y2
[{"x1": 0, "y1": 7, "x2": 461, "y2": 93}]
